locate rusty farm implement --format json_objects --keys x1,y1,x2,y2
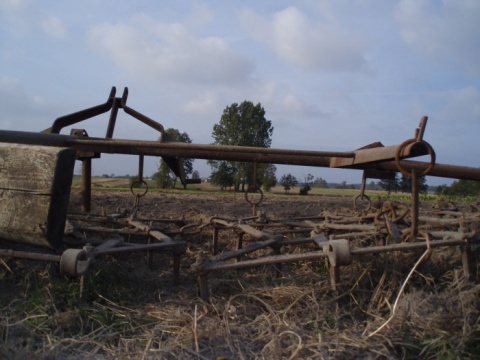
[{"x1": 0, "y1": 87, "x2": 479, "y2": 300}]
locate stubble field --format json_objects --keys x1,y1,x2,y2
[{"x1": 1, "y1": 188, "x2": 479, "y2": 359}]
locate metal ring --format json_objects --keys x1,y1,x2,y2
[
  {"x1": 354, "y1": 194, "x2": 371, "y2": 212},
  {"x1": 245, "y1": 187, "x2": 264, "y2": 206},
  {"x1": 130, "y1": 179, "x2": 149, "y2": 197},
  {"x1": 394, "y1": 139, "x2": 436, "y2": 177}
]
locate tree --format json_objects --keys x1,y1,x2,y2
[
  {"x1": 262, "y1": 164, "x2": 277, "y2": 192},
  {"x1": 449, "y1": 179, "x2": 480, "y2": 196},
  {"x1": 209, "y1": 101, "x2": 274, "y2": 191},
  {"x1": 367, "y1": 181, "x2": 377, "y2": 190},
  {"x1": 209, "y1": 161, "x2": 235, "y2": 190},
  {"x1": 338, "y1": 181, "x2": 348, "y2": 189},
  {"x1": 399, "y1": 174, "x2": 428, "y2": 194},
  {"x1": 435, "y1": 184, "x2": 449, "y2": 196},
  {"x1": 299, "y1": 173, "x2": 314, "y2": 195},
  {"x1": 154, "y1": 128, "x2": 194, "y2": 189},
  {"x1": 280, "y1": 173, "x2": 298, "y2": 194},
  {"x1": 437, "y1": 179, "x2": 480, "y2": 197},
  {"x1": 313, "y1": 177, "x2": 328, "y2": 188},
  {"x1": 378, "y1": 174, "x2": 400, "y2": 195}
]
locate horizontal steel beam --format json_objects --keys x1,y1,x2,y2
[
  {"x1": 377, "y1": 161, "x2": 480, "y2": 181},
  {"x1": 0, "y1": 129, "x2": 352, "y2": 167},
  {"x1": 0, "y1": 129, "x2": 479, "y2": 181}
]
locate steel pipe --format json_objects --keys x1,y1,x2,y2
[{"x1": 0, "y1": 129, "x2": 479, "y2": 180}]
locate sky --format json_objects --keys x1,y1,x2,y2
[{"x1": 1, "y1": 0, "x2": 479, "y2": 186}]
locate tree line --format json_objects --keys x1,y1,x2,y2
[
  {"x1": 435, "y1": 179, "x2": 480, "y2": 197},
  {"x1": 151, "y1": 101, "x2": 479, "y2": 198}
]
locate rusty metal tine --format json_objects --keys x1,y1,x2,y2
[
  {"x1": 43, "y1": 87, "x2": 117, "y2": 134},
  {"x1": 351, "y1": 237, "x2": 472, "y2": 256},
  {"x1": 120, "y1": 87, "x2": 166, "y2": 135},
  {"x1": 120, "y1": 86, "x2": 185, "y2": 183},
  {"x1": 91, "y1": 239, "x2": 123, "y2": 255},
  {"x1": 416, "y1": 116, "x2": 428, "y2": 141},
  {"x1": 211, "y1": 238, "x2": 280, "y2": 263},
  {"x1": 138, "y1": 155, "x2": 144, "y2": 182},
  {"x1": 105, "y1": 97, "x2": 121, "y2": 139},
  {"x1": 120, "y1": 87, "x2": 187, "y2": 185},
  {"x1": 210, "y1": 217, "x2": 274, "y2": 240},
  {"x1": 360, "y1": 171, "x2": 367, "y2": 199},
  {"x1": 411, "y1": 169, "x2": 420, "y2": 239},
  {"x1": 91, "y1": 241, "x2": 185, "y2": 256},
  {"x1": 128, "y1": 219, "x2": 172, "y2": 242},
  {"x1": 236, "y1": 224, "x2": 273, "y2": 240},
  {"x1": 0, "y1": 249, "x2": 61, "y2": 262}
]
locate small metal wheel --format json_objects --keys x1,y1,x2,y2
[
  {"x1": 60, "y1": 248, "x2": 90, "y2": 277},
  {"x1": 322, "y1": 239, "x2": 352, "y2": 266}
]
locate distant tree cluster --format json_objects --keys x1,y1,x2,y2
[
  {"x1": 436, "y1": 179, "x2": 480, "y2": 197},
  {"x1": 312, "y1": 177, "x2": 328, "y2": 188},
  {"x1": 336, "y1": 181, "x2": 355, "y2": 190},
  {"x1": 378, "y1": 173, "x2": 428, "y2": 194}
]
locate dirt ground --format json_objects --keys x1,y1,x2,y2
[{"x1": 1, "y1": 189, "x2": 479, "y2": 359}]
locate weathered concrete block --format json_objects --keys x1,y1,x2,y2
[{"x1": 0, "y1": 143, "x2": 75, "y2": 248}]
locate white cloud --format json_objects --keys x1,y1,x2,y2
[
  {"x1": 41, "y1": 16, "x2": 67, "y2": 39},
  {"x1": 183, "y1": 92, "x2": 219, "y2": 116},
  {"x1": 282, "y1": 94, "x2": 303, "y2": 112},
  {"x1": 436, "y1": 87, "x2": 480, "y2": 126},
  {"x1": 240, "y1": 6, "x2": 370, "y2": 72},
  {"x1": 281, "y1": 93, "x2": 327, "y2": 119},
  {"x1": 255, "y1": 79, "x2": 329, "y2": 118},
  {"x1": 0, "y1": 0, "x2": 34, "y2": 36},
  {"x1": 87, "y1": 13, "x2": 254, "y2": 86},
  {"x1": 395, "y1": 0, "x2": 480, "y2": 76},
  {"x1": 0, "y1": 77, "x2": 56, "y2": 130},
  {"x1": 187, "y1": 2, "x2": 214, "y2": 26},
  {"x1": 0, "y1": 0, "x2": 27, "y2": 12}
]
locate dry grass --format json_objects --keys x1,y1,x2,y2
[
  {"x1": 1, "y1": 191, "x2": 480, "y2": 359},
  {"x1": 2, "y1": 251, "x2": 479, "y2": 359}
]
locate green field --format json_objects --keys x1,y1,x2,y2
[{"x1": 71, "y1": 176, "x2": 455, "y2": 203}]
